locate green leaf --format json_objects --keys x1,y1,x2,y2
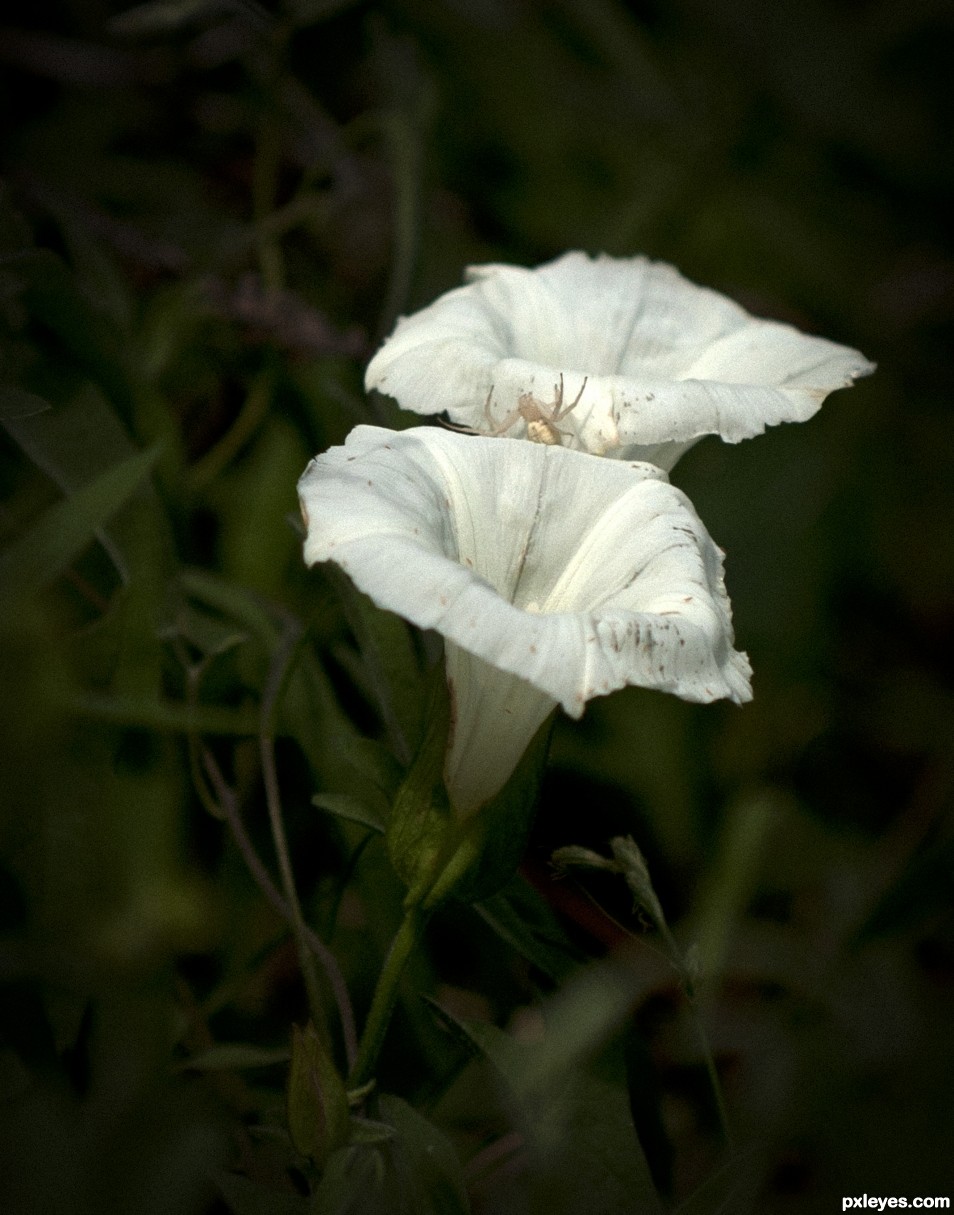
[
  {"x1": 462, "y1": 960, "x2": 646, "y2": 1103},
  {"x1": 347, "y1": 1116, "x2": 397, "y2": 1145},
  {"x1": 178, "y1": 568, "x2": 278, "y2": 647},
  {"x1": 287, "y1": 1022, "x2": 350, "y2": 1167},
  {"x1": 213, "y1": 1170, "x2": 310, "y2": 1215},
  {"x1": 177, "y1": 571, "x2": 406, "y2": 795},
  {"x1": 474, "y1": 877, "x2": 581, "y2": 983},
  {"x1": 376, "y1": 1095, "x2": 470, "y2": 1215},
  {"x1": 310, "y1": 1098, "x2": 468, "y2": 1215},
  {"x1": 61, "y1": 690, "x2": 260, "y2": 734},
  {"x1": 0, "y1": 385, "x2": 50, "y2": 420},
  {"x1": 2, "y1": 247, "x2": 134, "y2": 417},
  {"x1": 309, "y1": 1144, "x2": 388, "y2": 1214},
  {"x1": 686, "y1": 791, "x2": 778, "y2": 986},
  {"x1": 3, "y1": 381, "x2": 175, "y2": 595},
  {"x1": 854, "y1": 833, "x2": 954, "y2": 943},
  {"x1": 0, "y1": 444, "x2": 160, "y2": 615},
  {"x1": 430, "y1": 958, "x2": 664, "y2": 1214},
  {"x1": 160, "y1": 598, "x2": 248, "y2": 660},
  {"x1": 671, "y1": 1149, "x2": 761, "y2": 1215},
  {"x1": 4, "y1": 381, "x2": 174, "y2": 700},
  {"x1": 327, "y1": 568, "x2": 424, "y2": 766},
  {"x1": 176, "y1": 1043, "x2": 290, "y2": 1072},
  {"x1": 285, "y1": 0, "x2": 363, "y2": 31},
  {"x1": 108, "y1": 0, "x2": 264, "y2": 38},
  {"x1": 313, "y1": 793, "x2": 386, "y2": 835},
  {"x1": 449, "y1": 713, "x2": 554, "y2": 905}
]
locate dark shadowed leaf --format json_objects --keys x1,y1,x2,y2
[
  {"x1": 449, "y1": 714, "x2": 554, "y2": 905},
  {"x1": 452, "y1": 1014, "x2": 661, "y2": 1215},
  {"x1": 213, "y1": 1170, "x2": 310, "y2": 1215},
  {"x1": 309, "y1": 1143, "x2": 388, "y2": 1214},
  {"x1": 473, "y1": 876, "x2": 581, "y2": 983},
  {"x1": 3, "y1": 247, "x2": 134, "y2": 416},
  {"x1": 61, "y1": 690, "x2": 259, "y2": 734},
  {"x1": 177, "y1": 1043, "x2": 290, "y2": 1072},
  {"x1": 670, "y1": 1148, "x2": 762, "y2": 1215},
  {"x1": 0, "y1": 444, "x2": 160, "y2": 614},
  {"x1": 108, "y1": 0, "x2": 255, "y2": 39},
  {"x1": 0, "y1": 386, "x2": 50, "y2": 419},
  {"x1": 327, "y1": 569, "x2": 425, "y2": 767},
  {"x1": 313, "y1": 793, "x2": 386, "y2": 835},
  {"x1": 376, "y1": 1095, "x2": 470, "y2": 1215}
]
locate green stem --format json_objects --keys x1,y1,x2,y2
[
  {"x1": 678, "y1": 949, "x2": 732, "y2": 1149},
  {"x1": 644, "y1": 904, "x2": 732, "y2": 1148},
  {"x1": 688, "y1": 996, "x2": 733, "y2": 1149},
  {"x1": 347, "y1": 824, "x2": 484, "y2": 1088},
  {"x1": 349, "y1": 903, "x2": 428, "y2": 1089},
  {"x1": 375, "y1": 111, "x2": 422, "y2": 345},
  {"x1": 261, "y1": 730, "x2": 326, "y2": 1031},
  {"x1": 253, "y1": 116, "x2": 284, "y2": 296}
]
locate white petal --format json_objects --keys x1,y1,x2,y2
[
  {"x1": 365, "y1": 252, "x2": 874, "y2": 470},
  {"x1": 299, "y1": 426, "x2": 751, "y2": 814}
]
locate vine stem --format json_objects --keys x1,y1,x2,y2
[
  {"x1": 348, "y1": 903, "x2": 427, "y2": 1089},
  {"x1": 691, "y1": 1005, "x2": 733, "y2": 1150},
  {"x1": 256, "y1": 620, "x2": 337, "y2": 1038},
  {"x1": 201, "y1": 746, "x2": 359, "y2": 1070},
  {"x1": 662, "y1": 921, "x2": 732, "y2": 1150},
  {"x1": 347, "y1": 820, "x2": 487, "y2": 1088},
  {"x1": 259, "y1": 728, "x2": 328, "y2": 1034}
]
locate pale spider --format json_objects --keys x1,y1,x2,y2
[{"x1": 443, "y1": 373, "x2": 588, "y2": 446}]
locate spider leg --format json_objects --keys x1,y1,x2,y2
[
  {"x1": 547, "y1": 372, "x2": 565, "y2": 420},
  {"x1": 553, "y1": 374, "x2": 588, "y2": 423},
  {"x1": 438, "y1": 416, "x2": 480, "y2": 435},
  {"x1": 483, "y1": 386, "x2": 523, "y2": 436},
  {"x1": 486, "y1": 406, "x2": 523, "y2": 437},
  {"x1": 483, "y1": 386, "x2": 495, "y2": 428}
]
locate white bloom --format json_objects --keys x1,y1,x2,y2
[
  {"x1": 365, "y1": 252, "x2": 874, "y2": 471},
  {"x1": 298, "y1": 425, "x2": 751, "y2": 817}
]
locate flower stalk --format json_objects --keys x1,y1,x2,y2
[
  {"x1": 348, "y1": 801, "x2": 492, "y2": 1089},
  {"x1": 349, "y1": 900, "x2": 428, "y2": 1090}
]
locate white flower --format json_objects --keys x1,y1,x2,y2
[
  {"x1": 298, "y1": 425, "x2": 751, "y2": 817},
  {"x1": 365, "y1": 252, "x2": 874, "y2": 471}
]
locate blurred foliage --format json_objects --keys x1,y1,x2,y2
[{"x1": 0, "y1": 0, "x2": 952, "y2": 1211}]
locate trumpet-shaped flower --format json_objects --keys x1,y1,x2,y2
[
  {"x1": 365, "y1": 252, "x2": 874, "y2": 471},
  {"x1": 298, "y1": 425, "x2": 751, "y2": 817}
]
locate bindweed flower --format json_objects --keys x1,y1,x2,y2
[
  {"x1": 298, "y1": 425, "x2": 751, "y2": 818},
  {"x1": 365, "y1": 252, "x2": 874, "y2": 471}
]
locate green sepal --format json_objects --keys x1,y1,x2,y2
[
  {"x1": 347, "y1": 1116, "x2": 397, "y2": 1145},
  {"x1": 386, "y1": 673, "x2": 454, "y2": 902},
  {"x1": 310, "y1": 1097, "x2": 469, "y2": 1215},
  {"x1": 286, "y1": 1022, "x2": 350, "y2": 1167},
  {"x1": 447, "y1": 711, "x2": 555, "y2": 906}
]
